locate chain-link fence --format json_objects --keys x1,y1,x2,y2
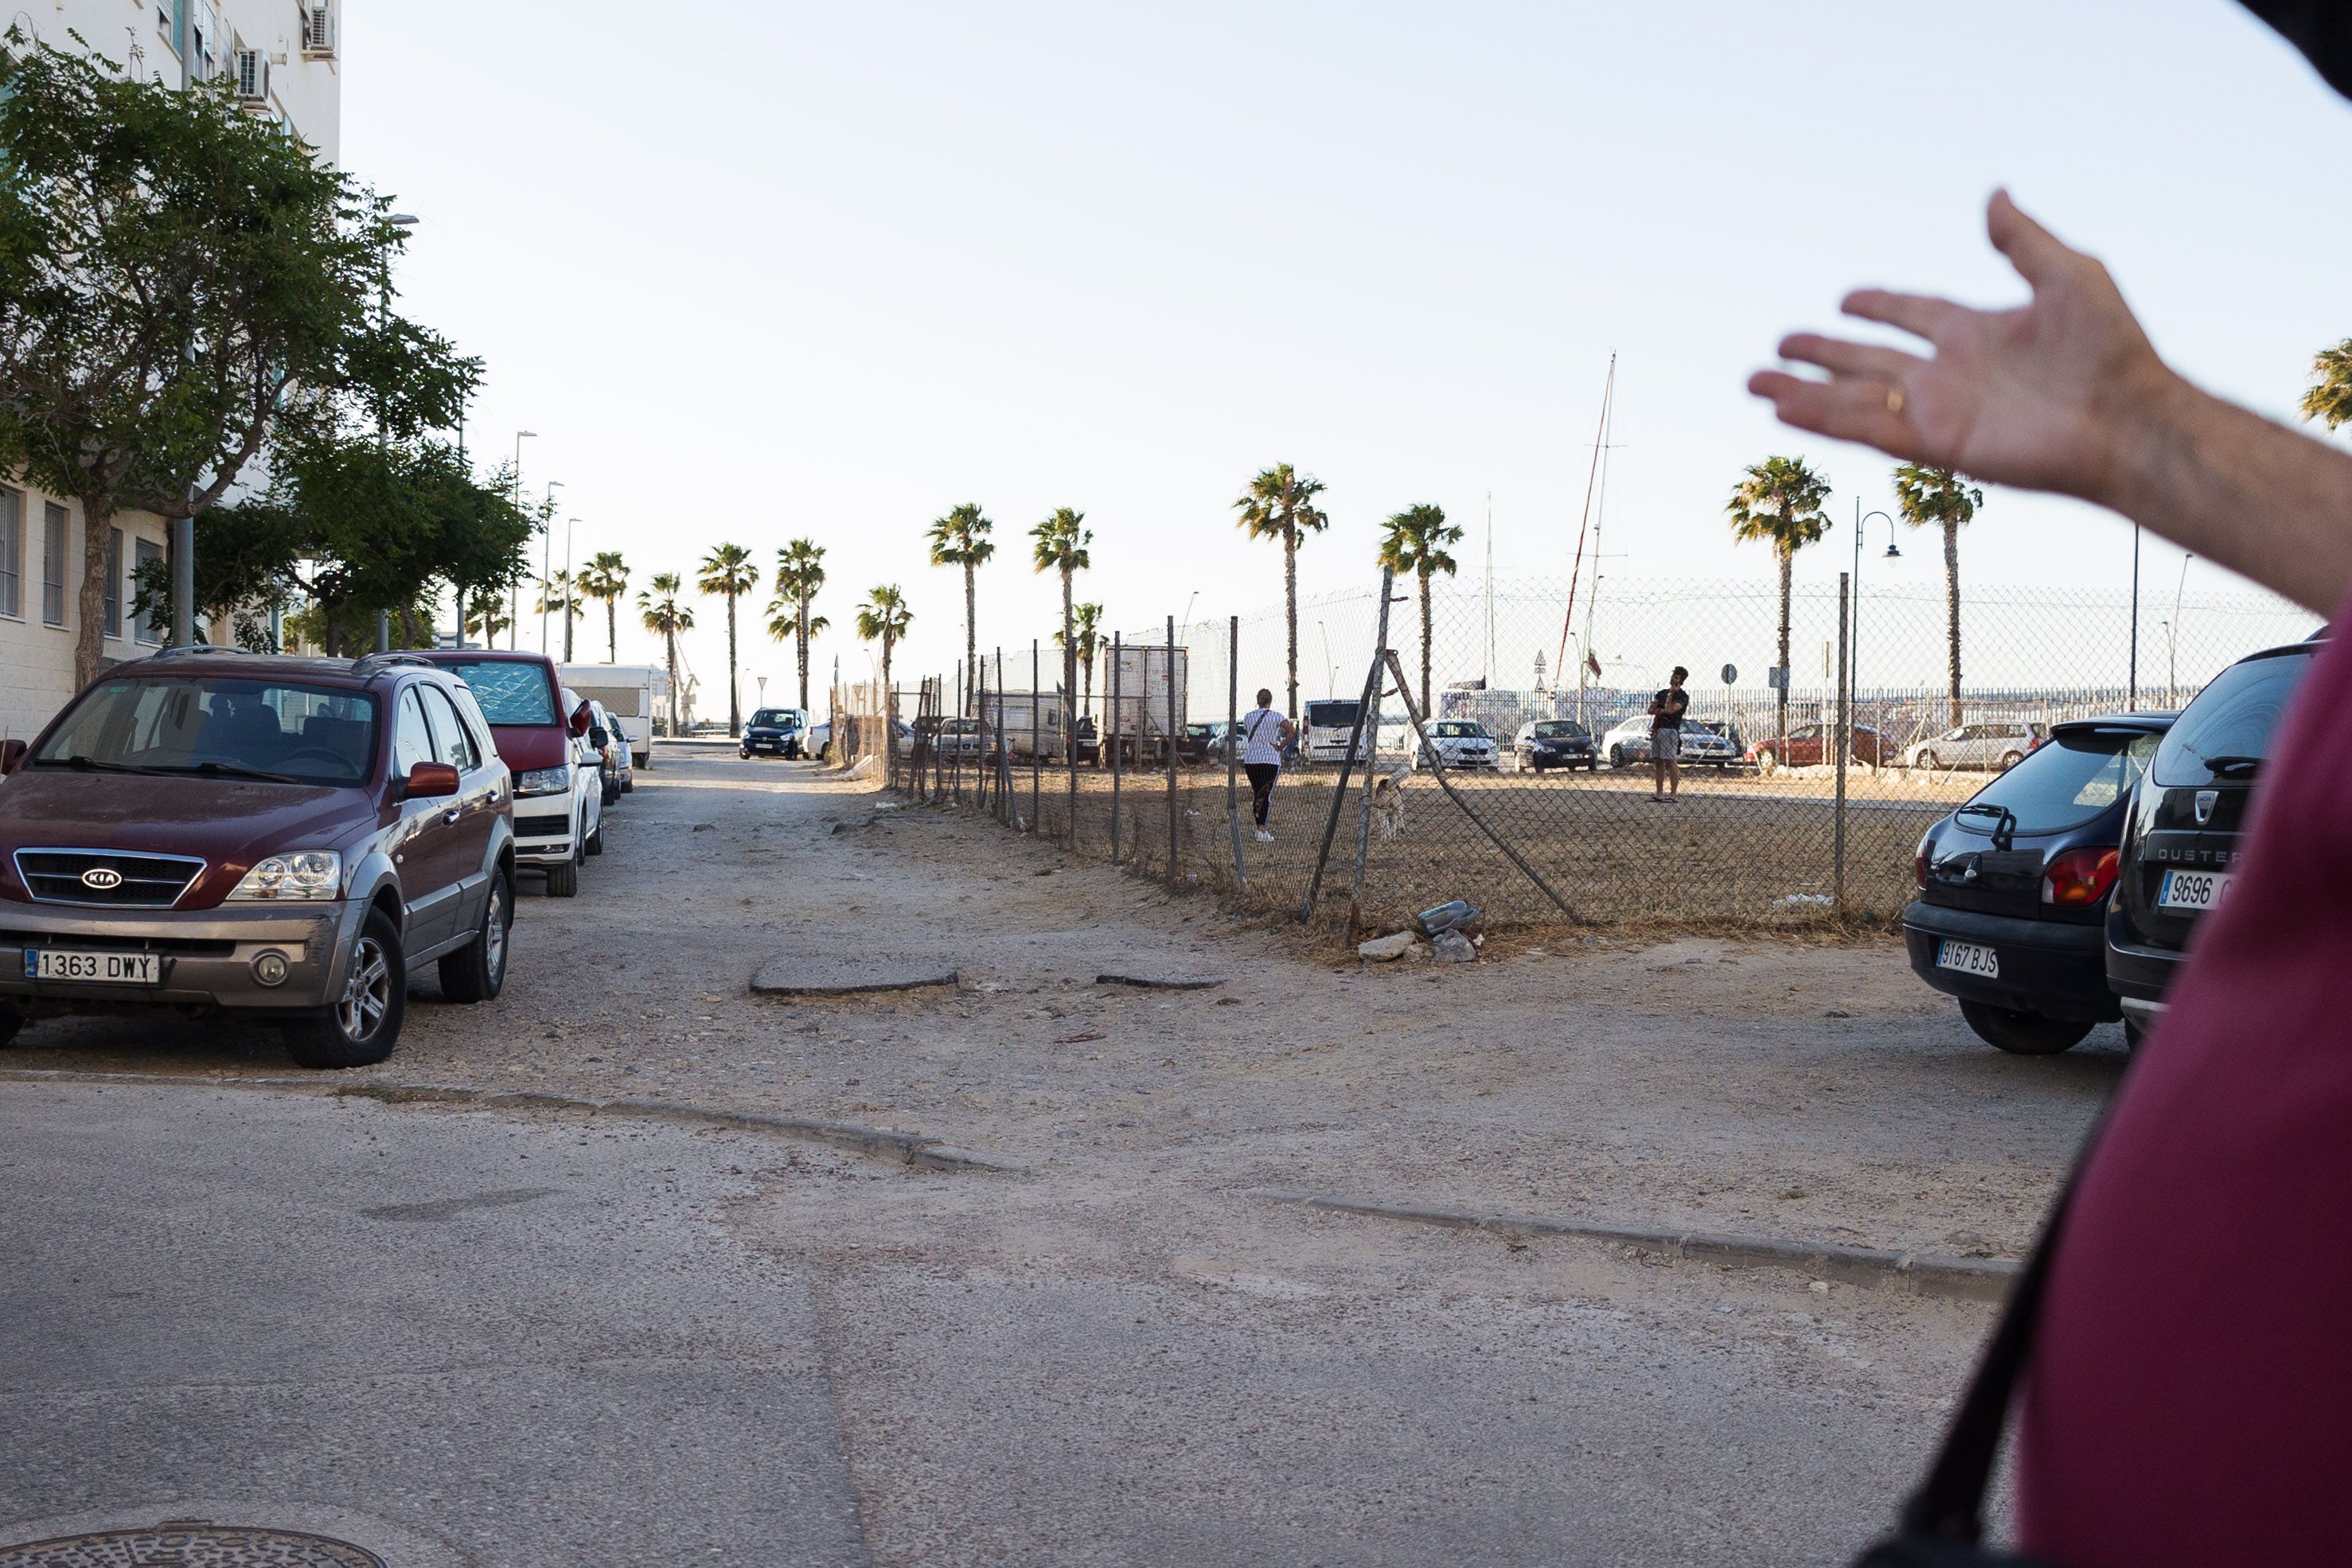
[{"x1": 878, "y1": 572, "x2": 2319, "y2": 937}]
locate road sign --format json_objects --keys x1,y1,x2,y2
[
  {"x1": 1720, "y1": 664, "x2": 1737, "y2": 685},
  {"x1": 1766, "y1": 666, "x2": 1788, "y2": 691}
]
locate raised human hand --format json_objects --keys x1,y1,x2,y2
[{"x1": 1748, "y1": 191, "x2": 2181, "y2": 505}]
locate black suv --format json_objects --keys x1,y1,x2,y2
[
  {"x1": 1903, "y1": 714, "x2": 2171, "y2": 1054},
  {"x1": 2107, "y1": 638, "x2": 2319, "y2": 1038}
]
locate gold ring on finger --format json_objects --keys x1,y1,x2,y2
[{"x1": 1886, "y1": 387, "x2": 1906, "y2": 416}]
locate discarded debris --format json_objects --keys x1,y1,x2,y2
[
  {"x1": 1430, "y1": 930, "x2": 1477, "y2": 964},
  {"x1": 1416, "y1": 899, "x2": 1482, "y2": 936},
  {"x1": 1773, "y1": 893, "x2": 1835, "y2": 909},
  {"x1": 1357, "y1": 930, "x2": 1422, "y2": 962}
]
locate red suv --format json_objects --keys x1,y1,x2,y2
[
  {"x1": 0, "y1": 650, "x2": 515, "y2": 1068},
  {"x1": 412, "y1": 651, "x2": 603, "y2": 896}
]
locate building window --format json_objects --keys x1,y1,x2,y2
[
  {"x1": 42, "y1": 502, "x2": 66, "y2": 626},
  {"x1": 0, "y1": 487, "x2": 21, "y2": 620},
  {"x1": 133, "y1": 536, "x2": 163, "y2": 645},
  {"x1": 105, "y1": 528, "x2": 123, "y2": 638}
]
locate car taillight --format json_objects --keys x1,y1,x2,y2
[
  {"x1": 2042, "y1": 847, "x2": 2120, "y2": 907},
  {"x1": 1913, "y1": 833, "x2": 1932, "y2": 889}
]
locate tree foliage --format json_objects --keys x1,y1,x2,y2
[
  {"x1": 1235, "y1": 463, "x2": 1328, "y2": 719},
  {"x1": 1376, "y1": 502, "x2": 1462, "y2": 720},
  {"x1": 1728, "y1": 455, "x2": 1833, "y2": 740},
  {"x1": 1894, "y1": 463, "x2": 1984, "y2": 727}
]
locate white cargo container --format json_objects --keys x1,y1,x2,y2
[
  {"x1": 558, "y1": 663, "x2": 672, "y2": 766},
  {"x1": 981, "y1": 690, "x2": 1071, "y2": 761},
  {"x1": 1101, "y1": 645, "x2": 1188, "y2": 763}
]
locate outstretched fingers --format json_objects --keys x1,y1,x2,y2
[
  {"x1": 1985, "y1": 188, "x2": 2080, "y2": 289},
  {"x1": 1777, "y1": 331, "x2": 1925, "y2": 382},
  {"x1": 1841, "y1": 287, "x2": 1964, "y2": 342},
  {"x1": 1747, "y1": 369, "x2": 1921, "y2": 459}
]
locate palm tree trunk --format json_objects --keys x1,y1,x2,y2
[
  {"x1": 1284, "y1": 523, "x2": 1300, "y2": 720},
  {"x1": 563, "y1": 599, "x2": 573, "y2": 663},
  {"x1": 963, "y1": 564, "x2": 977, "y2": 718},
  {"x1": 665, "y1": 629, "x2": 681, "y2": 735},
  {"x1": 1060, "y1": 568, "x2": 1076, "y2": 755},
  {"x1": 607, "y1": 599, "x2": 618, "y2": 663},
  {"x1": 1776, "y1": 546, "x2": 1794, "y2": 746},
  {"x1": 1418, "y1": 568, "x2": 1433, "y2": 719},
  {"x1": 725, "y1": 592, "x2": 740, "y2": 735},
  {"x1": 797, "y1": 591, "x2": 812, "y2": 712},
  {"x1": 1944, "y1": 517, "x2": 1964, "y2": 730}
]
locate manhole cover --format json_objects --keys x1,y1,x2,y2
[{"x1": 0, "y1": 1523, "x2": 384, "y2": 1567}]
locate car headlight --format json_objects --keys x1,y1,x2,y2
[
  {"x1": 229, "y1": 850, "x2": 341, "y2": 902},
  {"x1": 516, "y1": 765, "x2": 572, "y2": 797}
]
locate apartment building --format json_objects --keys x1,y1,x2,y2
[{"x1": 0, "y1": 1, "x2": 342, "y2": 741}]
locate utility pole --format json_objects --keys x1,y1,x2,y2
[{"x1": 509, "y1": 431, "x2": 536, "y2": 650}]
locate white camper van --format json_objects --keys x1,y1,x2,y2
[{"x1": 559, "y1": 663, "x2": 672, "y2": 766}]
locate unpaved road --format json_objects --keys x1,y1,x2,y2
[{"x1": 0, "y1": 749, "x2": 2118, "y2": 1564}]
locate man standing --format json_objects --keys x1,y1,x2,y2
[
  {"x1": 1238, "y1": 687, "x2": 1293, "y2": 842},
  {"x1": 1648, "y1": 665, "x2": 1690, "y2": 802}
]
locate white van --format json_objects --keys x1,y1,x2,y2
[{"x1": 1301, "y1": 697, "x2": 1371, "y2": 766}]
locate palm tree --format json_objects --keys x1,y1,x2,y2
[
  {"x1": 1234, "y1": 462, "x2": 1328, "y2": 718},
  {"x1": 1375, "y1": 504, "x2": 1464, "y2": 720},
  {"x1": 536, "y1": 571, "x2": 583, "y2": 662},
  {"x1": 1057, "y1": 601, "x2": 1106, "y2": 720},
  {"x1": 696, "y1": 543, "x2": 761, "y2": 735},
  {"x1": 1894, "y1": 464, "x2": 1985, "y2": 729},
  {"x1": 1727, "y1": 455, "x2": 1833, "y2": 746},
  {"x1": 638, "y1": 573, "x2": 695, "y2": 738},
  {"x1": 772, "y1": 538, "x2": 828, "y2": 712},
  {"x1": 2303, "y1": 339, "x2": 2352, "y2": 430},
  {"x1": 765, "y1": 593, "x2": 829, "y2": 695},
  {"x1": 577, "y1": 552, "x2": 630, "y2": 663},
  {"x1": 1032, "y1": 508, "x2": 1092, "y2": 747},
  {"x1": 925, "y1": 504, "x2": 994, "y2": 714},
  {"x1": 855, "y1": 585, "x2": 915, "y2": 734},
  {"x1": 463, "y1": 587, "x2": 512, "y2": 648}
]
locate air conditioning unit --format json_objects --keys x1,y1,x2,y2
[
  {"x1": 234, "y1": 48, "x2": 268, "y2": 103},
  {"x1": 300, "y1": 5, "x2": 335, "y2": 59}
]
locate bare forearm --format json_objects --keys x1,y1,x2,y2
[{"x1": 2097, "y1": 372, "x2": 2352, "y2": 618}]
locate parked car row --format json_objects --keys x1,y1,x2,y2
[
  {"x1": 0, "y1": 645, "x2": 645, "y2": 1074},
  {"x1": 1901, "y1": 634, "x2": 2318, "y2": 1054}
]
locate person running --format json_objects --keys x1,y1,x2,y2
[
  {"x1": 1237, "y1": 688, "x2": 1293, "y2": 842},
  {"x1": 1648, "y1": 666, "x2": 1690, "y2": 802}
]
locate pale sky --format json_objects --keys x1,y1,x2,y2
[{"x1": 347, "y1": 1, "x2": 2352, "y2": 711}]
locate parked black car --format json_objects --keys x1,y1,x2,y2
[
  {"x1": 1902, "y1": 713, "x2": 2174, "y2": 1054},
  {"x1": 739, "y1": 707, "x2": 807, "y2": 759},
  {"x1": 2107, "y1": 638, "x2": 2318, "y2": 1039},
  {"x1": 1515, "y1": 719, "x2": 1598, "y2": 772}
]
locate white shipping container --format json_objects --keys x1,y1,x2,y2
[
  {"x1": 1102, "y1": 645, "x2": 1188, "y2": 750},
  {"x1": 982, "y1": 691, "x2": 1070, "y2": 761}
]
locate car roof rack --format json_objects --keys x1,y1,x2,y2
[
  {"x1": 349, "y1": 652, "x2": 439, "y2": 674},
  {"x1": 144, "y1": 642, "x2": 238, "y2": 658}
]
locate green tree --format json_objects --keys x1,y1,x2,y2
[
  {"x1": 856, "y1": 585, "x2": 915, "y2": 732},
  {"x1": 1057, "y1": 601, "x2": 1106, "y2": 720},
  {"x1": 1893, "y1": 464, "x2": 1985, "y2": 728},
  {"x1": 696, "y1": 542, "x2": 760, "y2": 735},
  {"x1": 1234, "y1": 463, "x2": 1328, "y2": 718},
  {"x1": 2303, "y1": 340, "x2": 2352, "y2": 431},
  {"x1": 1032, "y1": 508, "x2": 1092, "y2": 750},
  {"x1": 1375, "y1": 502, "x2": 1464, "y2": 720},
  {"x1": 0, "y1": 33, "x2": 474, "y2": 683},
  {"x1": 926, "y1": 504, "x2": 994, "y2": 713},
  {"x1": 771, "y1": 538, "x2": 828, "y2": 712},
  {"x1": 577, "y1": 552, "x2": 630, "y2": 662},
  {"x1": 1727, "y1": 455, "x2": 1833, "y2": 745},
  {"x1": 465, "y1": 587, "x2": 513, "y2": 647},
  {"x1": 638, "y1": 573, "x2": 694, "y2": 737}
]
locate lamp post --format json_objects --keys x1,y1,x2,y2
[
  {"x1": 509, "y1": 431, "x2": 536, "y2": 649},
  {"x1": 1849, "y1": 502, "x2": 1898, "y2": 766},
  {"x1": 562, "y1": 516, "x2": 577, "y2": 663},
  {"x1": 372, "y1": 213, "x2": 418, "y2": 654},
  {"x1": 537, "y1": 480, "x2": 562, "y2": 654},
  {"x1": 2169, "y1": 550, "x2": 2193, "y2": 707}
]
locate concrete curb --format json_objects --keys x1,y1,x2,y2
[
  {"x1": 0, "y1": 1068, "x2": 1028, "y2": 1176},
  {"x1": 1246, "y1": 1188, "x2": 2019, "y2": 1303}
]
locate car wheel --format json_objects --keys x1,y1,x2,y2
[
  {"x1": 1757, "y1": 748, "x2": 1777, "y2": 777},
  {"x1": 438, "y1": 872, "x2": 512, "y2": 1004},
  {"x1": 584, "y1": 809, "x2": 605, "y2": 857},
  {"x1": 1957, "y1": 999, "x2": 2093, "y2": 1055},
  {"x1": 544, "y1": 856, "x2": 579, "y2": 897},
  {"x1": 1920, "y1": 750, "x2": 1940, "y2": 771},
  {"x1": 1999, "y1": 750, "x2": 2025, "y2": 770},
  {"x1": 285, "y1": 908, "x2": 405, "y2": 1070},
  {"x1": 739, "y1": 748, "x2": 751, "y2": 759},
  {"x1": 621, "y1": 774, "x2": 635, "y2": 794},
  {"x1": 1609, "y1": 745, "x2": 1625, "y2": 769}
]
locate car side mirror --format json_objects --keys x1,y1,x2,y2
[
  {"x1": 588, "y1": 726, "x2": 610, "y2": 750},
  {"x1": 404, "y1": 761, "x2": 460, "y2": 799},
  {"x1": 571, "y1": 704, "x2": 593, "y2": 738},
  {"x1": 0, "y1": 739, "x2": 24, "y2": 776}
]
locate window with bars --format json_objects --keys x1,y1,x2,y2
[
  {"x1": 105, "y1": 528, "x2": 123, "y2": 638},
  {"x1": 42, "y1": 502, "x2": 66, "y2": 626},
  {"x1": 133, "y1": 537, "x2": 162, "y2": 644},
  {"x1": 0, "y1": 488, "x2": 21, "y2": 620}
]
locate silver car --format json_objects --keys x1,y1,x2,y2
[
  {"x1": 1409, "y1": 719, "x2": 1501, "y2": 771},
  {"x1": 1902, "y1": 721, "x2": 2048, "y2": 773}
]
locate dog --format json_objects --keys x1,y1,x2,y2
[{"x1": 1368, "y1": 769, "x2": 1408, "y2": 841}]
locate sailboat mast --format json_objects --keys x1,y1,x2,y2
[
  {"x1": 1557, "y1": 353, "x2": 1617, "y2": 693},
  {"x1": 1484, "y1": 491, "x2": 1496, "y2": 685}
]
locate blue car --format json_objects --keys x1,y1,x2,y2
[
  {"x1": 1902, "y1": 713, "x2": 2175, "y2": 1055},
  {"x1": 739, "y1": 707, "x2": 809, "y2": 759}
]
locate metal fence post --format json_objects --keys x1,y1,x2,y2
[
  {"x1": 1227, "y1": 613, "x2": 1246, "y2": 891},
  {"x1": 996, "y1": 648, "x2": 1011, "y2": 825},
  {"x1": 1835, "y1": 571, "x2": 1851, "y2": 917},
  {"x1": 974, "y1": 657, "x2": 988, "y2": 817},
  {"x1": 1166, "y1": 614, "x2": 1180, "y2": 889},
  {"x1": 1348, "y1": 569, "x2": 1398, "y2": 933},
  {"x1": 1110, "y1": 632, "x2": 1124, "y2": 862},
  {"x1": 952, "y1": 661, "x2": 964, "y2": 805},
  {"x1": 1031, "y1": 638, "x2": 1042, "y2": 834},
  {"x1": 1066, "y1": 626, "x2": 1079, "y2": 850}
]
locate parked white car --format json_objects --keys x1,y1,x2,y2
[
  {"x1": 1601, "y1": 716, "x2": 1738, "y2": 768},
  {"x1": 1409, "y1": 719, "x2": 1501, "y2": 771},
  {"x1": 1902, "y1": 721, "x2": 2049, "y2": 773}
]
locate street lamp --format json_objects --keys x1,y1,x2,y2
[
  {"x1": 508, "y1": 431, "x2": 536, "y2": 648},
  {"x1": 537, "y1": 480, "x2": 562, "y2": 654},
  {"x1": 1849, "y1": 504, "x2": 1898, "y2": 766},
  {"x1": 2169, "y1": 550, "x2": 2193, "y2": 706}
]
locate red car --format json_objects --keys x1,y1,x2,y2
[
  {"x1": 1749, "y1": 723, "x2": 1891, "y2": 773},
  {"x1": 412, "y1": 652, "x2": 605, "y2": 896}
]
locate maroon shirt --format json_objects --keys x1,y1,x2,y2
[{"x1": 2017, "y1": 613, "x2": 2350, "y2": 1564}]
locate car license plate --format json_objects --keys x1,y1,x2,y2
[
  {"x1": 25, "y1": 949, "x2": 161, "y2": 985},
  {"x1": 1936, "y1": 940, "x2": 1999, "y2": 979},
  {"x1": 2158, "y1": 869, "x2": 2232, "y2": 912}
]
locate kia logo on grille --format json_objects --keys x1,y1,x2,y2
[{"x1": 79, "y1": 868, "x2": 123, "y2": 891}]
